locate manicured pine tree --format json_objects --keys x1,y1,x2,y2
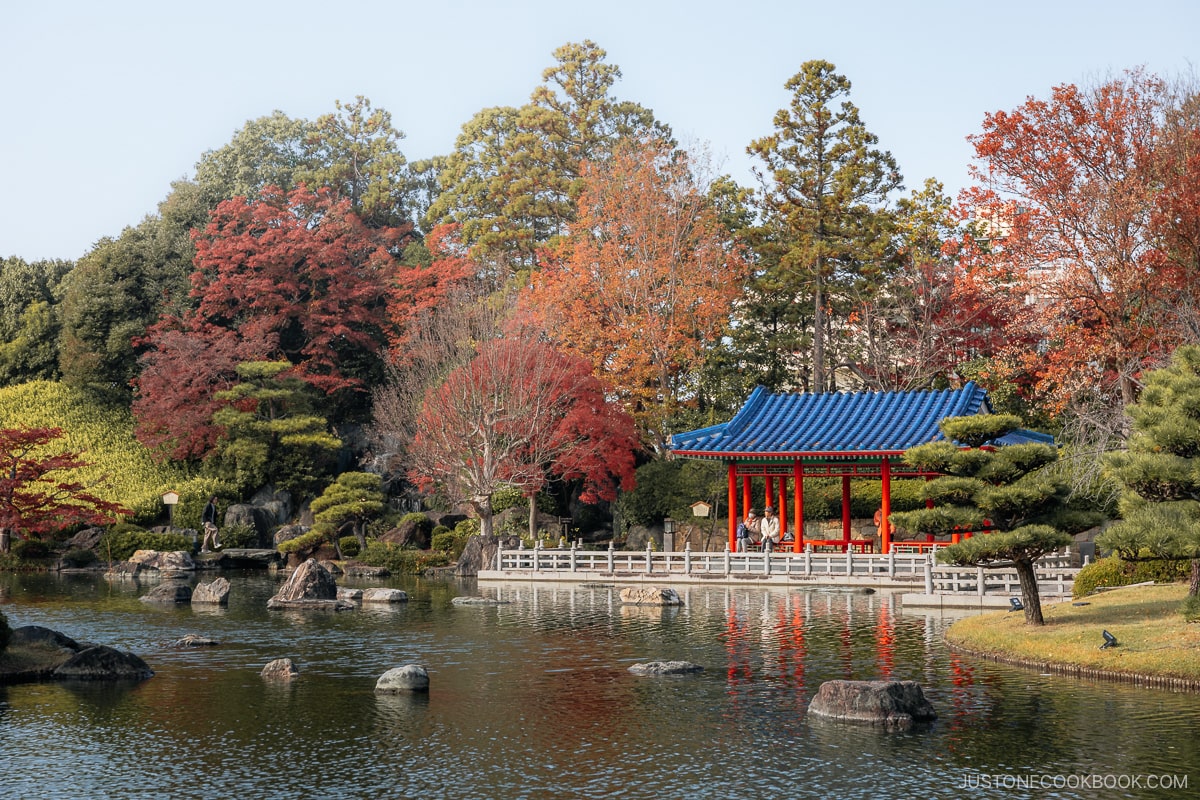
[
  {"x1": 891, "y1": 414, "x2": 1101, "y2": 625},
  {"x1": 1099, "y1": 346, "x2": 1200, "y2": 614}
]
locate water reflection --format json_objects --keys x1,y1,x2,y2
[{"x1": 1, "y1": 571, "x2": 1197, "y2": 799}]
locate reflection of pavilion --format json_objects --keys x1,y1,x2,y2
[{"x1": 670, "y1": 383, "x2": 1050, "y2": 554}]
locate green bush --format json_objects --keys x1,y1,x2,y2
[
  {"x1": 1073, "y1": 554, "x2": 1193, "y2": 598},
  {"x1": 277, "y1": 530, "x2": 327, "y2": 555},
  {"x1": 1181, "y1": 594, "x2": 1200, "y2": 623},
  {"x1": 359, "y1": 541, "x2": 451, "y2": 574},
  {"x1": 339, "y1": 536, "x2": 361, "y2": 558},
  {"x1": 11, "y1": 539, "x2": 51, "y2": 561},
  {"x1": 62, "y1": 549, "x2": 98, "y2": 567},
  {"x1": 219, "y1": 523, "x2": 258, "y2": 549},
  {"x1": 99, "y1": 529, "x2": 195, "y2": 561},
  {"x1": 431, "y1": 526, "x2": 473, "y2": 559}
]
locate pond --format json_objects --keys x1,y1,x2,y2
[{"x1": 0, "y1": 571, "x2": 1195, "y2": 799}]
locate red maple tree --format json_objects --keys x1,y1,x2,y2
[
  {"x1": 407, "y1": 337, "x2": 638, "y2": 538},
  {"x1": 387, "y1": 223, "x2": 477, "y2": 361},
  {"x1": 0, "y1": 427, "x2": 129, "y2": 539},
  {"x1": 959, "y1": 69, "x2": 1198, "y2": 416}
]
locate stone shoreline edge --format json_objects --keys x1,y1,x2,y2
[{"x1": 943, "y1": 631, "x2": 1200, "y2": 692}]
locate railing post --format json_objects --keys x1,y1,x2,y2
[
  {"x1": 684, "y1": 542, "x2": 692, "y2": 575},
  {"x1": 607, "y1": 541, "x2": 614, "y2": 574},
  {"x1": 977, "y1": 565, "x2": 985, "y2": 597},
  {"x1": 645, "y1": 542, "x2": 653, "y2": 575},
  {"x1": 887, "y1": 549, "x2": 896, "y2": 578},
  {"x1": 764, "y1": 549, "x2": 772, "y2": 575},
  {"x1": 845, "y1": 550, "x2": 853, "y2": 577},
  {"x1": 924, "y1": 552, "x2": 934, "y2": 595},
  {"x1": 723, "y1": 545, "x2": 731, "y2": 576},
  {"x1": 570, "y1": 540, "x2": 577, "y2": 573},
  {"x1": 534, "y1": 540, "x2": 542, "y2": 572},
  {"x1": 804, "y1": 547, "x2": 812, "y2": 576}
]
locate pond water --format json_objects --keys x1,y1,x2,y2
[{"x1": 0, "y1": 570, "x2": 1195, "y2": 800}]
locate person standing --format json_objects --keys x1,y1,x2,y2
[
  {"x1": 201, "y1": 495, "x2": 220, "y2": 552},
  {"x1": 760, "y1": 506, "x2": 780, "y2": 553}
]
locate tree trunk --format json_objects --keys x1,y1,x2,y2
[
  {"x1": 1189, "y1": 558, "x2": 1200, "y2": 597},
  {"x1": 1014, "y1": 557, "x2": 1046, "y2": 625},
  {"x1": 473, "y1": 497, "x2": 494, "y2": 539},
  {"x1": 528, "y1": 498, "x2": 537, "y2": 541}
]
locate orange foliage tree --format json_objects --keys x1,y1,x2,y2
[
  {"x1": 960, "y1": 69, "x2": 1200, "y2": 421},
  {"x1": 524, "y1": 139, "x2": 748, "y2": 452}
]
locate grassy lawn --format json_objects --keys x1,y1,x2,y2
[{"x1": 945, "y1": 583, "x2": 1200, "y2": 685}]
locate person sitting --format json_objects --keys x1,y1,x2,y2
[
  {"x1": 759, "y1": 507, "x2": 780, "y2": 552},
  {"x1": 736, "y1": 509, "x2": 760, "y2": 552}
]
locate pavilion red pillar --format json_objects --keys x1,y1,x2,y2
[
  {"x1": 764, "y1": 479, "x2": 774, "y2": 511},
  {"x1": 742, "y1": 476, "x2": 752, "y2": 518},
  {"x1": 728, "y1": 462, "x2": 738, "y2": 551},
  {"x1": 792, "y1": 460, "x2": 804, "y2": 553},
  {"x1": 880, "y1": 456, "x2": 892, "y2": 555},
  {"x1": 841, "y1": 475, "x2": 852, "y2": 549},
  {"x1": 778, "y1": 477, "x2": 788, "y2": 538}
]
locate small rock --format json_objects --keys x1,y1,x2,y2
[
  {"x1": 451, "y1": 596, "x2": 509, "y2": 606},
  {"x1": 337, "y1": 587, "x2": 364, "y2": 600},
  {"x1": 174, "y1": 634, "x2": 220, "y2": 647},
  {"x1": 362, "y1": 588, "x2": 408, "y2": 603},
  {"x1": 261, "y1": 658, "x2": 300, "y2": 681},
  {"x1": 628, "y1": 661, "x2": 704, "y2": 676},
  {"x1": 619, "y1": 587, "x2": 684, "y2": 606},
  {"x1": 129, "y1": 550, "x2": 196, "y2": 572},
  {"x1": 343, "y1": 564, "x2": 390, "y2": 578},
  {"x1": 375, "y1": 664, "x2": 430, "y2": 693}
]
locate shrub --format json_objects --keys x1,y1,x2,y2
[
  {"x1": 99, "y1": 528, "x2": 195, "y2": 561},
  {"x1": 1181, "y1": 594, "x2": 1200, "y2": 623},
  {"x1": 219, "y1": 523, "x2": 258, "y2": 549},
  {"x1": 62, "y1": 549, "x2": 98, "y2": 567},
  {"x1": 339, "y1": 536, "x2": 361, "y2": 558},
  {"x1": 431, "y1": 526, "x2": 472, "y2": 559},
  {"x1": 11, "y1": 539, "x2": 51, "y2": 561},
  {"x1": 359, "y1": 541, "x2": 451, "y2": 574},
  {"x1": 398, "y1": 512, "x2": 435, "y2": 539},
  {"x1": 1073, "y1": 554, "x2": 1193, "y2": 598},
  {"x1": 277, "y1": 530, "x2": 327, "y2": 555}
]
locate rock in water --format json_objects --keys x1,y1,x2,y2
[
  {"x1": 808, "y1": 680, "x2": 937, "y2": 729},
  {"x1": 628, "y1": 661, "x2": 704, "y2": 675},
  {"x1": 139, "y1": 582, "x2": 193, "y2": 604},
  {"x1": 267, "y1": 559, "x2": 354, "y2": 610},
  {"x1": 261, "y1": 658, "x2": 300, "y2": 681},
  {"x1": 618, "y1": 587, "x2": 684, "y2": 606},
  {"x1": 191, "y1": 577, "x2": 231, "y2": 605},
  {"x1": 52, "y1": 646, "x2": 154, "y2": 681},
  {"x1": 375, "y1": 664, "x2": 430, "y2": 693}
]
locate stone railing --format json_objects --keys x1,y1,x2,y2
[{"x1": 487, "y1": 542, "x2": 1078, "y2": 596}]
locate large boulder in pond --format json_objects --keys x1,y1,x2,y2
[
  {"x1": 362, "y1": 588, "x2": 408, "y2": 604},
  {"x1": 379, "y1": 516, "x2": 433, "y2": 550},
  {"x1": 808, "y1": 680, "x2": 937, "y2": 729},
  {"x1": 130, "y1": 550, "x2": 195, "y2": 573},
  {"x1": 140, "y1": 581, "x2": 193, "y2": 604},
  {"x1": 191, "y1": 577, "x2": 231, "y2": 605},
  {"x1": 375, "y1": 664, "x2": 430, "y2": 693},
  {"x1": 225, "y1": 503, "x2": 274, "y2": 546},
  {"x1": 619, "y1": 587, "x2": 684, "y2": 606},
  {"x1": 267, "y1": 558, "x2": 354, "y2": 611},
  {"x1": 1, "y1": 625, "x2": 153, "y2": 684},
  {"x1": 52, "y1": 646, "x2": 154, "y2": 681}
]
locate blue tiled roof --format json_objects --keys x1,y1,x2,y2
[{"x1": 670, "y1": 382, "x2": 999, "y2": 457}]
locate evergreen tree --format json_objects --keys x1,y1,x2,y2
[
  {"x1": 747, "y1": 60, "x2": 902, "y2": 391},
  {"x1": 891, "y1": 414, "x2": 1101, "y2": 624},
  {"x1": 208, "y1": 361, "x2": 343, "y2": 497},
  {"x1": 310, "y1": 471, "x2": 386, "y2": 555},
  {"x1": 1099, "y1": 346, "x2": 1200, "y2": 606}
]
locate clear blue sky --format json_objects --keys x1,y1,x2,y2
[{"x1": 2, "y1": 0, "x2": 1196, "y2": 262}]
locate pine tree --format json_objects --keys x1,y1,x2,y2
[
  {"x1": 1099, "y1": 346, "x2": 1200, "y2": 607},
  {"x1": 891, "y1": 414, "x2": 1101, "y2": 624}
]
